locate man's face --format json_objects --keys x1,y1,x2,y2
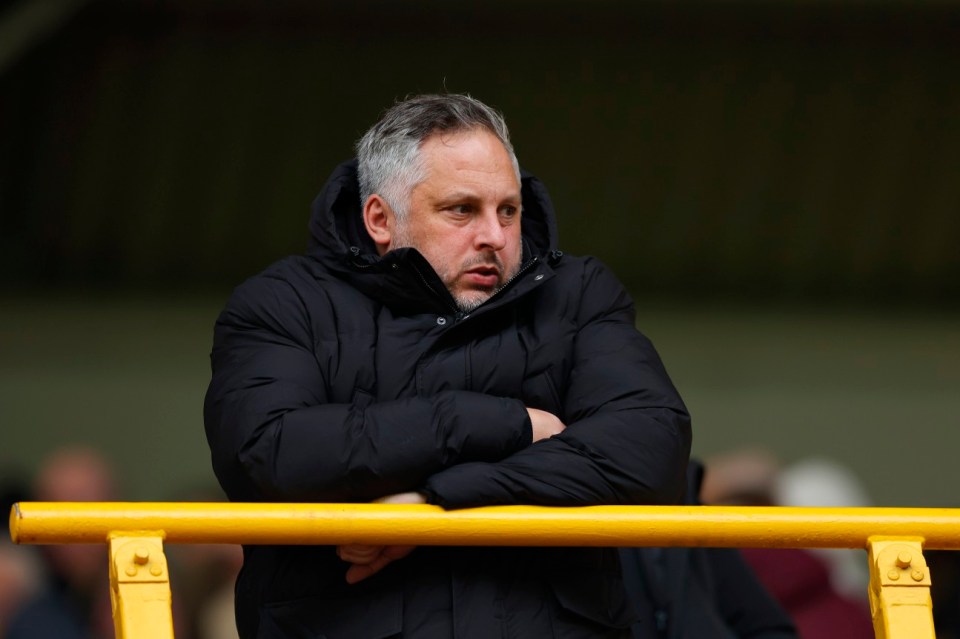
[{"x1": 390, "y1": 129, "x2": 523, "y2": 312}]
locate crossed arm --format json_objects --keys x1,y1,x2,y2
[{"x1": 338, "y1": 407, "x2": 567, "y2": 583}]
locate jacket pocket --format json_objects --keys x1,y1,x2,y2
[
  {"x1": 545, "y1": 550, "x2": 636, "y2": 633},
  {"x1": 549, "y1": 579, "x2": 635, "y2": 632},
  {"x1": 257, "y1": 590, "x2": 402, "y2": 639}
]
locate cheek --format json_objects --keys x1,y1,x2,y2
[
  {"x1": 507, "y1": 233, "x2": 523, "y2": 264},
  {"x1": 420, "y1": 244, "x2": 459, "y2": 280},
  {"x1": 435, "y1": 232, "x2": 471, "y2": 259}
]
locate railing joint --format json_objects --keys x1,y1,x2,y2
[
  {"x1": 867, "y1": 537, "x2": 935, "y2": 639},
  {"x1": 108, "y1": 534, "x2": 175, "y2": 639}
]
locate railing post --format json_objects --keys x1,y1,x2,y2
[
  {"x1": 108, "y1": 534, "x2": 176, "y2": 639},
  {"x1": 867, "y1": 537, "x2": 935, "y2": 639}
]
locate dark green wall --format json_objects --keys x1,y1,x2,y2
[{"x1": 3, "y1": 1, "x2": 959, "y2": 305}]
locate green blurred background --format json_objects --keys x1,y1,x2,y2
[{"x1": 2, "y1": 0, "x2": 958, "y2": 507}]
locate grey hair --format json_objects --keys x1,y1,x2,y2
[{"x1": 356, "y1": 94, "x2": 521, "y2": 218}]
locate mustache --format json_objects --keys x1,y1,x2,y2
[{"x1": 462, "y1": 254, "x2": 504, "y2": 273}]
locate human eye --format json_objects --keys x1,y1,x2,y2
[
  {"x1": 499, "y1": 204, "x2": 520, "y2": 220},
  {"x1": 443, "y1": 203, "x2": 471, "y2": 214}
]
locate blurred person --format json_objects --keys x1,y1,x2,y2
[
  {"x1": 619, "y1": 460, "x2": 797, "y2": 638},
  {"x1": 5, "y1": 446, "x2": 117, "y2": 639},
  {"x1": 169, "y1": 538, "x2": 241, "y2": 639},
  {"x1": 738, "y1": 547, "x2": 874, "y2": 639},
  {"x1": 925, "y1": 548, "x2": 960, "y2": 639},
  {"x1": 698, "y1": 447, "x2": 780, "y2": 508},
  {"x1": 0, "y1": 472, "x2": 40, "y2": 636},
  {"x1": 204, "y1": 93, "x2": 692, "y2": 638},
  {"x1": 773, "y1": 457, "x2": 872, "y2": 600},
  {"x1": 0, "y1": 541, "x2": 40, "y2": 636},
  {"x1": 165, "y1": 485, "x2": 242, "y2": 639},
  {"x1": 197, "y1": 584, "x2": 241, "y2": 639},
  {"x1": 701, "y1": 449, "x2": 874, "y2": 639}
]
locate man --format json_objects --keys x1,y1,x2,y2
[{"x1": 204, "y1": 93, "x2": 692, "y2": 638}]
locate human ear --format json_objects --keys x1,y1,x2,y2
[{"x1": 362, "y1": 195, "x2": 393, "y2": 256}]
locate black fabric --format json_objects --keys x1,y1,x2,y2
[
  {"x1": 618, "y1": 462, "x2": 798, "y2": 639},
  {"x1": 204, "y1": 160, "x2": 692, "y2": 638}
]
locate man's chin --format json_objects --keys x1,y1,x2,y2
[{"x1": 453, "y1": 288, "x2": 497, "y2": 313}]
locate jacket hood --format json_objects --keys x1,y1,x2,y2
[{"x1": 307, "y1": 159, "x2": 560, "y2": 266}]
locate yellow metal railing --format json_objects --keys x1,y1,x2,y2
[{"x1": 11, "y1": 502, "x2": 960, "y2": 639}]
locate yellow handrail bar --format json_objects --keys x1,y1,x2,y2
[
  {"x1": 10, "y1": 501, "x2": 960, "y2": 548},
  {"x1": 11, "y1": 502, "x2": 955, "y2": 639}
]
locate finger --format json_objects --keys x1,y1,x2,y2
[
  {"x1": 381, "y1": 545, "x2": 416, "y2": 560},
  {"x1": 339, "y1": 549, "x2": 381, "y2": 564},
  {"x1": 345, "y1": 553, "x2": 394, "y2": 584},
  {"x1": 343, "y1": 546, "x2": 416, "y2": 584},
  {"x1": 374, "y1": 492, "x2": 426, "y2": 505},
  {"x1": 337, "y1": 545, "x2": 384, "y2": 564}
]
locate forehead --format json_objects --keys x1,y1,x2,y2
[{"x1": 417, "y1": 129, "x2": 519, "y2": 195}]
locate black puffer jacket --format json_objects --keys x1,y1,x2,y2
[{"x1": 204, "y1": 161, "x2": 692, "y2": 639}]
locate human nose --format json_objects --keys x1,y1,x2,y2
[{"x1": 474, "y1": 208, "x2": 506, "y2": 251}]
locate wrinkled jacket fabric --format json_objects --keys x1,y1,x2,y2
[{"x1": 204, "y1": 160, "x2": 692, "y2": 639}]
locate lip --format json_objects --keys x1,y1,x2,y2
[{"x1": 464, "y1": 266, "x2": 501, "y2": 288}]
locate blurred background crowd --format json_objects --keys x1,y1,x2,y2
[
  {"x1": 1, "y1": 446, "x2": 240, "y2": 639},
  {"x1": 2, "y1": 0, "x2": 959, "y2": 637}
]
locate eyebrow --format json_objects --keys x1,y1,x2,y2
[{"x1": 435, "y1": 191, "x2": 522, "y2": 205}]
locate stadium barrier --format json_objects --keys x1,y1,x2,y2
[{"x1": 11, "y1": 502, "x2": 959, "y2": 639}]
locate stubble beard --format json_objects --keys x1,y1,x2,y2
[
  {"x1": 451, "y1": 254, "x2": 508, "y2": 313},
  {"x1": 391, "y1": 222, "x2": 522, "y2": 313}
]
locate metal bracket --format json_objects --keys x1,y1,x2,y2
[
  {"x1": 109, "y1": 534, "x2": 176, "y2": 639},
  {"x1": 868, "y1": 537, "x2": 936, "y2": 639}
]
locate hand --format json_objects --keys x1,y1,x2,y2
[
  {"x1": 373, "y1": 492, "x2": 427, "y2": 505},
  {"x1": 526, "y1": 407, "x2": 566, "y2": 442},
  {"x1": 338, "y1": 492, "x2": 426, "y2": 584},
  {"x1": 338, "y1": 543, "x2": 416, "y2": 584}
]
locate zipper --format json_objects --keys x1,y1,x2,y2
[
  {"x1": 452, "y1": 256, "x2": 544, "y2": 323},
  {"x1": 486, "y1": 256, "x2": 540, "y2": 303}
]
